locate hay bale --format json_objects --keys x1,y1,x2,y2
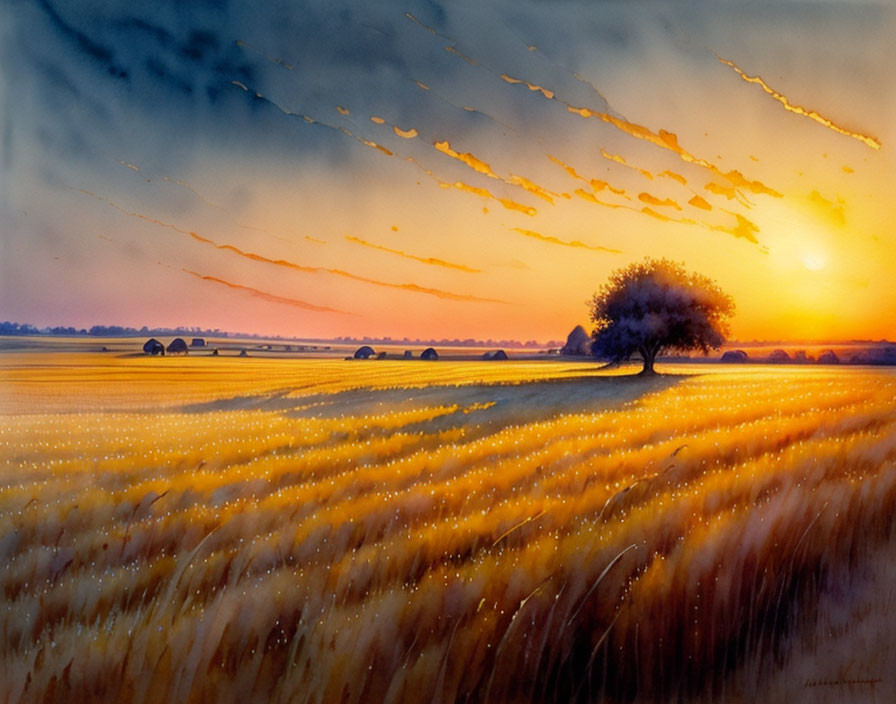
[
  {"x1": 143, "y1": 338, "x2": 164, "y2": 356},
  {"x1": 166, "y1": 338, "x2": 188, "y2": 355},
  {"x1": 561, "y1": 325, "x2": 591, "y2": 356},
  {"x1": 720, "y1": 350, "x2": 749, "y2": 363}
]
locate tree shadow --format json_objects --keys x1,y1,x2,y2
[{"x1": 180, "y1": 372, "x2": 689, "y2": 436}]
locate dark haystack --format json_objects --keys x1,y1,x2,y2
[
  {"x1": 143, "y1": 338, "x2": 164, "y2": 356},
  {"x1": 481, "y1": 351, "x2": 493, "y2": 360},
  {"x1": 421, "y1": 347, "x2": 439, "y2": 360},
  {"x1": 720, "y1": 349, "x2": 749, "y2": 363},
  {"x1": 190, "y1": 338, "x2": 206, "y2": 347},
  {"x1": 561, "y1": 325, "x2": 591, "y2": 356},
  {"x1": 354, "y1": 345, "x2": 376, "y2": 359},
  {"x1": 491, "y1": 349, "x2": 508, "y2": 360},
  {"x1": 403, "y1": 350, "x2": 413, "y2": 359},
  {"x1": 166, "y1": 338, "x2": 188, "y2": 355},
  {"x1": 378, "y1": 351, "x2": 388, "y2": 359},
  {"x1": 767, "y1": 349, "x2": 790, "y2": 363},
  {"x1": 239, "y1": 349, "x2": 248, "y2": 357},
  {"x1": 817, "y1": 349, "x2": 839, "y2": 364},
  {"x1": 211, "y1": 349, "x2": 219, "y2": 356}
]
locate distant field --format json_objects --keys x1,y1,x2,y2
[{"x1": 2, "y1": 347, "x2": 896, "y2": 703}]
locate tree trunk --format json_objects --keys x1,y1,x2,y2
[{"x1": 639, "y1": 348, "x2": 657, "y2": 375}]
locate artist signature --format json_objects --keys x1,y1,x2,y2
[{"x1": 804, "y1": 677, "x2": 881, "y2": 688}]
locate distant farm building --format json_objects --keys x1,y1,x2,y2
[
  {"x1": 354, "y1": 345, "x2": 376, "y2": 359},
  {"x1": 817, "y1": 350, "x2": 839, "y2": 364},
  {"x1": 720, "y1": 350, "x2": 749, "y2": 363},
  {"x1": 378, "y1": 351, "x2": 388, "y2": 359},
  {"x1": 142, "y1": 338, "x2": 164, "y2": 356},
  {"x1": 403, "y1": 350, "x2": 413, "y2": 359},
  {"x1": 167, "y1": 338, "x2": 189, "y2": 355},
  {"x1": 239, "y1": 349, "x2": 249, "y2": 357},
  {"x1": 767, "y1": 349, "x2": 790, "y2": 363},
  {"x1": 421, "y1": 347, "x2": 439, "y2": 360},
  {"x1": 190, "y1": 338, "x2": 206, "y2": 347},
  {"x1": 491, "y1": 349, "x2": 508, "y2": 360},
  {"x1": 561, "y1": 325, "x2": 592, "y2": 356}
]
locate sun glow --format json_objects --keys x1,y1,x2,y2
[{"x1": 801, "y1": 249, "x2": 827, "y2": 271}]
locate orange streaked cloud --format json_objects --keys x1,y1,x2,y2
[
  {"x1": 717, "y1": 55, "x2": 881, "y2": 150},
  {"x1": 499, "y1": 73, "x2": 555, "y2": 100},
  {"x1": 566, "y1": 106, "x2": 781, "y2": 199},
  {"x1": 507, "y1": 174, "x2": 556, "y2": 204},
  {"x1": 688, "y1": 195, "x2": 713, "y2": 211},
  {"x1": 601, "y1": 148, "x2": 653, "y2": 179},
  {"x1": 710, "y1": 212, "x2": 761, "y2": 244},
  {"x1": 512, "y1": 228, "x2": 622, "y2": 254},
  {"x1": 496, "y1": 196, "x2": 538, "y2": 216},
  {"x1": 722, "y1": 170, "x2": 781, "y2": 198},
  {"x1": 238, "y1": 18, "x2": 781, "y2": 263},
  {"x1": 704, "y1": 182, "x2": 739, "y2": 200},
  {"x1": 408, "y1": 16, "x2": 759, "y2": 212},
  {"x1": 393, "y1": 126, "x2": 419, "y2": 139},
  {"x1": 638, "y1": 193, "x2": 682, "y2": 210},
  {"x1": 445, "y1": 45, "x2": 477, "y2": 66},
  {"x1": 640, "y1": 207, "x2": 695, "y2": 225},
  {"x1": 76, "y1": 189, "x2": 505, "y2": 303},
  {"x1": 229, "y1": 82, "x2": 541, "y2": 221},
  {"x1": 548, "y1": 155, "x2": 584, "y2": 181},
  {"x1": 345, "y1": 235, "x2": 482, "y2": 272},
  {"x1": 591, "y1": 180, "x2": 626, "y2": 196},
  {"x1": 183, "y1": 269, "x2": 348, "y2": 313},
  {"x1": 184, "y1": 230, "x2": 505, "y2": 303},
  {"x1": 434, "y1": 140, "x2": 500, "y2": 179},
  {"x1": 635, "y1": 204, "x2": 761, "y2": 246},
  {"x1": 573, "y1": 188, "x2": 623, "y2": 209},
  {"x1": 659, "y1": 170, "x2": 687, "y2": 185},
  {"x1": 452, "y1": 181, "x2": 537, "y2": 216},
  {"x1": 548, "y1": 155, "x2": 627, "y2": 198}
]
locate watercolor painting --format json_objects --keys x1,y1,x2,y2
[{"x1": 1, "y1": 1, "x2": 894, "y2": 702}]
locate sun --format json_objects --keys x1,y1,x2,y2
[{"x1": 801, "y1": 250, "x2": 828, "y2": 271}]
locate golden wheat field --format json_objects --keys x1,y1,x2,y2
[{"x1": 2, "y1": 349, "x2": 896, "y2": 703}]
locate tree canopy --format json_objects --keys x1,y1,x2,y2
[{"x1": 589, "y1": 258, "x2": 734, "y2": 374}]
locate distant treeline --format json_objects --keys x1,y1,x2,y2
[
  {"x1": 0, "y1": 322, "x2": 232, "y2": 338},
  {"x1": 0, "y1": 321, "x2": 563, "y2": 349},
  {"x1": 331, "y1": 336, "x2": 563, "y2": 349}
]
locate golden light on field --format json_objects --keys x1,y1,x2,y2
[{"x1": 2, "y1": 352, "x2": 896, "y2": 701}]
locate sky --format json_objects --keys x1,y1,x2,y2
[{"x1": 1, "y1": 0, "x2": 894, "y2": 343}]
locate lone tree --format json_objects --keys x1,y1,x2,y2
[{"x1": 589, "y1": 258, "x2": 734, "y2": 375}]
